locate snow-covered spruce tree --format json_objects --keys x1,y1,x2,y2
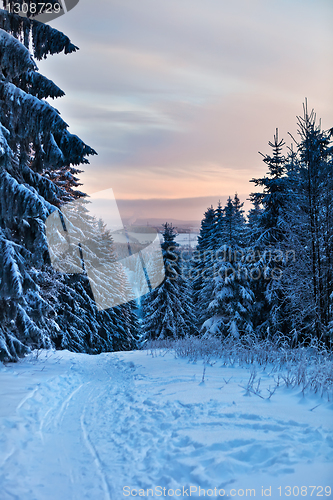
[
  {"x1": 247, "y1": 196, "x2": 262, "y2": 246},
  {"x1": 189, "y1": 205, "x2": 220, "y2": 333},
  {"x1": 0, "y1": 5, "x2": 137, "y2": 360},
  {"x1": 89, "y1": 219, "x2": 139, "y2": 352},
  {"x1": 249, "y1": 129, "x2": 288, "y2": 337},
  {"x1": 246, "y1": 195, "x2": 266, "y2": 332},
  {"x1": 194, "y1": 200, "x2": 228, "y2": 329},
  {"x1": 142, "y1": 223, "x2": 196, "y2": 340},
  {"x1": 281, "y1": 104, "x2": 333, "y2": 343},
  {"x1": 200, "y1": 195, "x2": 254, "y2": 339},
  {"x1": 191, "y1": 205, "x2": 216, "y2": 308},
  {"x1": 213, "y1": 200, "x2": 224, "y2": 248},
  {"x1": 48, "y1": 206, "x2": 139, "y2": 353}
]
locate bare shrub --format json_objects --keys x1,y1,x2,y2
[{"x1": 144, "y1": 334, "x2": 333, "y2": 400}]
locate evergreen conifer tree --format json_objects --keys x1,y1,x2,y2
[
  {"x1": 142, "y1": 223, "x2": 196, "y2": 340},
  {"x1": 200, "y1": 195, "x2": 253, "y2": 339},
  {"x1": 281, "y1": 104, "x2": 333, "y2": 342},
  {"x1": 0, "y1": 4, "x2": 137, "y2": 360},
  {"x1": 249, "y1": 129, "x2": 288, "y2": 337},
  {"x1": 250, "y1": 107, "x2": 333, "y2": 344},
  {"x1": 213, "y1": 200, "x2": 224, "y2": 248},
  {"x1": 191, "y1": 206, "x2": 215, "y2": 307},
  {"x1": 247, "y1": 197, "x2": 262, "y2": 246}
]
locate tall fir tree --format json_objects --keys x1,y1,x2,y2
[
  {"x1": 249, "y1": 107, "x2": 333, "y2": 344},
  {"x1": 249, "y1": 129, "x2": 288, "y2": 337},
  {"x1": 191, "y1": 206, "x2": 215, "y2": 308},
  {"x1": 281, "y1": 103, "x2": 333, "y2": 342},
  {"x1": 142, "y1": 223, "x2": 196, "y2": 340},
  {"x1": 213, "y1": 200, "x2": 224, "y2": 248},
  {"x1": 200, "y1": 195, "x2": 254, "y2": 339},
  {"x1": 0, "y1": 3, "x2": 137, "y2": 360}
]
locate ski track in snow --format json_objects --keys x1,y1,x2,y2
[{"x1": 0, "y1": 350, "x2": 332, "y2": 499}]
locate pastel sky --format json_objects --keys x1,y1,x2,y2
[{"x1": 39, "y1": 0, "x2": 333, "y2": 222}]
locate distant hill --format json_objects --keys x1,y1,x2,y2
[{"x1": 116, "y1": 195, "x2": 246, "y2": 227}]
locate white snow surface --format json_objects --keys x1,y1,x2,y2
[{"x1": 0, "y1": 349, "x2": 332, "y2": 499}]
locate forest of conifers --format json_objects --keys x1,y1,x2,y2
[{"x1": 0, "y1": 1, "x2": 332, "y2": 361}]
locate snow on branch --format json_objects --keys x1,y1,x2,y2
[
  {"x1": 31, "y1": 20, "x2": 79, "y2": 60},
  {"x1": 0, "y1": 8, "x2": 78, "y2": 58},
  {"x1": 0, "y1": 27, "x2": 35, "y2": 78},
  {"x1": 0, "y1": 81, "x2": 67, "y2": 138},
  {"x1": 13, "y1": 70, "x2": 65, "y2": 99},
  {"x1": 58, "y1": 131, "x2": 97, "y2": 166}
]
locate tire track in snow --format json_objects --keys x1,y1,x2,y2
[
  {"x1": 0, "y1": 447, "x2": 15, "y2": 468},
  {"x1": 16, "y1": 385, "x2": 40, "y2": 410},
  {"x1": 39, "y1": 382, "x2": 87, "y2": 442},
  {"x1": 53, "y1": 382, "x2": 87, "y2": 428},
  {"x1": 1, "y1": 357, "x2": 118, "y2": 500},
  {"x1": 38, "y1": 382, "x2": 87, "y2": 444},
  {"x1": 80, "y1": 402, "x2": 113, "y2": 500}
]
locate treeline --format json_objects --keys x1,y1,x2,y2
[
  {"x1": 143, "y1": 109, "x2": 333, "y2": 346},
  {"x1": 0, "y1": 3, "x2": 332, "y2": 361}
]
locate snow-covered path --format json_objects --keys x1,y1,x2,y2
[{"x1": 0, "y1": 350, "x2": 332, "y2": 499}]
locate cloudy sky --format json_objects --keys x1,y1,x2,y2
[{"x1": 39, "y1": 0, "x2": 333, "y2": 222}]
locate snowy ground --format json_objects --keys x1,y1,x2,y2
[
  {"x1": 0, "y1": 349, "x2": 332, "y2": 499},
  {"x1": 175, "y1": 233, "x2": 199, "y2": 248}
]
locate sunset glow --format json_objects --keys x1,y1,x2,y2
[{"x1": 39, "y1": 0, "x2": 333, "y2": 220}]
